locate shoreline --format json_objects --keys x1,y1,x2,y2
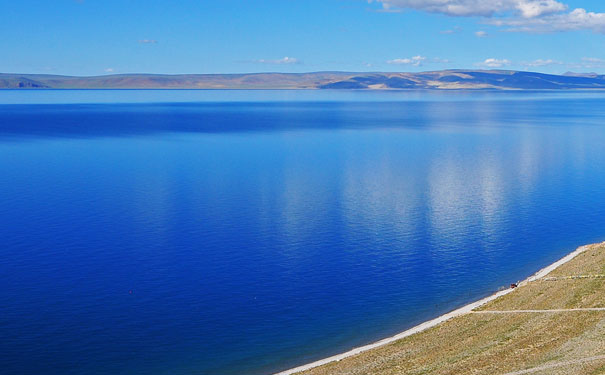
[{"x1": 274, "y1": 243, "x2": 598, "y2": 375}]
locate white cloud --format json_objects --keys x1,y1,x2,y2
[
  {"x1": 476, "y1": 58, "x2": 512, "y2": 68},
  {"x1": 104, "y1": 68, "x2": 114, "y2": 73},
  {"x1": 385, "y1": 56, "x2": 451, "y2": 66},
  {"x1": 582, "y1": 57, "x2": 605, "y2": 63},
  {"x1": 371, "y1": 1, "x2": 605, "y2": 33},
  {"x1": 475, "y1": 30, "x2": 488, "y2": 37},
  {"x1": 515, "y1": 0, "x2": 567, "y2": 18},
  {"x1": 572, "y1": 57, "x2": 605, "y2": 69},
  {"x1": 372, "y1": 0, "x2": 567, "y2": 17},
  {"x1": 387, "y1": 55, "x2": 427, "y2": 66},
  {"x1": 516, "y1": 57, "x2": 605, "y2": 71},
  {"x1": 256, "y1": 56, "x2": 301, "y2": 65},
  {"x1": 470, "y1": 57, "x2": 605, "y2": 71},
  {"x1": 138, "y1": 39, "x2": 158, "y2": 44},
  {"x1": 489, "y1": 8, "x2": 605, "y2": 33},
  {"x1": 521, "y1": 59, "x2": 562, "y2": 67}
]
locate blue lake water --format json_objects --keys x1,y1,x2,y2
[{"x1": 1, "y1": 90, "x2": 605, "y2": 375}]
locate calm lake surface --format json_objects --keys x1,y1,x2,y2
[{"x1": 1, "y1": 90, "x2": 605, "y2": 375}]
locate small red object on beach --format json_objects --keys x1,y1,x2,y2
[{"x1": 510, "y1": 283, "x2": 518, "y2": 289}]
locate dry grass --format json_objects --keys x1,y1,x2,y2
[
  {"x1": 524, "y1": 361, "x2": 605, "y2": 375},
  {"x1": 476, "y1": 279, "x2": 605, "y2": 310},
  {"x1": 548, "y1": 245, "x2": 605, "y2": 277},
  {"x1": 295, "y1": 243, "x2": 605, "y2": 375}
]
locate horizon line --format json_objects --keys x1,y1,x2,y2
[{"x1": 1, "y1": 69, "x2": 603, "y2": 78}]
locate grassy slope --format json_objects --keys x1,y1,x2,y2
[
  {"x1": 294, "y1": 244, "x2": 605, "y2": 375},
  {"x1": 2, "y1": 70, "x2": 605, "y2": 89}
]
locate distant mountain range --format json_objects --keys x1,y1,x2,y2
[{"x1": 2, "y1": 70, "x2": 605, "y2": 90}]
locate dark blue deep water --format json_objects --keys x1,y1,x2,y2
[{"x1": 1, "y1": 90, "x2": 605, "y2": 375}]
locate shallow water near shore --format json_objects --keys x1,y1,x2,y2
[{"x1": 1, "y1": 90, "x2": 605, "y2": 375}]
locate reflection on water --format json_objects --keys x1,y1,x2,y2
[{"x1": 1, "y1": 93, "x2": 605, "y2": 375}]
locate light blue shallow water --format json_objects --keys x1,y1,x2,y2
[{"x1": 1, "y1": 90, "x2": 605, "y2": 375}]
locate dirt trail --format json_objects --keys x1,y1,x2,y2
[
  {"x1": 473, "y1": 308, "x2": 605, "y2": 314},
  {"x1": 502, "y1": 355, "x2": 605, "y2": 375}
]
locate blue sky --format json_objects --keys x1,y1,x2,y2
[{"x1": 2, "y1": 0, "x2": 605, "y2": 75}]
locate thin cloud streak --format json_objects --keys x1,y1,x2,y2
[
  {"x1": 251, "y1": 57, "x2": 302, "y2": 65},
  {"x1": 471, "y1": 57, "x2": 605, "y2": 71},
  {"x1": 387, "y1": 56, "x2": 427, "y2": 66},
  {"x1": 440, "y1": 26, "x2": 462, "y2": 34},
  {"x1": 521, "y1": 59, "x2": 563, "y2": 67},
  {"x1": 386, "y1": 56, "x2": 451, "y2": 67}
]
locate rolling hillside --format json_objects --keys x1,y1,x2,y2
[{"x1": 2, "y1": 70, "x2": 605, "y2": 90}]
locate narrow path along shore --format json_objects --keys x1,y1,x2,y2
[
  {"x1": 502, "y1": 355, "x2": 605, "y2": 375},
  {"x1": 275, "y1": 242, "x2": 605, "y2": 375},
  {"x1": 472, "y1": 308, "x2": 605, "y2": 313},
  {"x1": 540, "y1": 275, "x2": 605, "y2": 281}
]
